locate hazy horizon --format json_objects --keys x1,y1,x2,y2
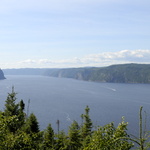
[{"x1": 2, "y1": 62, "x2": 150, "y2": 70}]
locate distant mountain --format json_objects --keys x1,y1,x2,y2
[
  {"x1": 3, "y1": 68, "x2": 58, "y2": 76},
  {"x1": 46, "y1": 64, "x2": 150, "y2": 83},
  {"x1": 0, "y1": 69, "x2": 6, "y2": 80},
  {"x1": 3, "y1": 64, "x2": 150, "y2": 83}
]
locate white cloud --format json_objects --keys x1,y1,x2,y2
[
  {"x1": 2, "y1": 49, "x2": 150, "y2": 69},
  {"x1": 12, "y1": 49, "x2": 150, "y2": 68},
  {"x1": 83, "y1": 50, "x2": 150, "y2": 65},
  {"x1": 20, "y1": 59, "x2": 36, "y2": 64}
]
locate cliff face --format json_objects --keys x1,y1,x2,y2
[
  {"x1": 0, "y1": 69, "x2": 6, "y2": 80},
  {"x1": 47, "y1": 64, "x2": 150, "y2": 84},
  {"x1": 2, "y1": 64, "x2": 150, "y2": 83}
]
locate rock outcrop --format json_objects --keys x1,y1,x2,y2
[{"x1": 0, "y1": 69, "x2": 6, "y2": 80}]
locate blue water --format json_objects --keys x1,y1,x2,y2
[{"x1": 0, "y1": 75, "x2": 150, "y2": 135}]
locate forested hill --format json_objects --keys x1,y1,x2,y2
[
  {"x1": 46, "y1": 64, "x2": 150, "y2": 83},
  {"x1": 3, "y1": 64, "x2": 150, "y2": 83},
  {"x1": 0, "y1": 69, "x2": 6, "y2": 80}
]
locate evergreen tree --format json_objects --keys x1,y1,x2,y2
[
  {"x1": 24, "y1": 113, "x2": 42, "y2": 149},
  {"x1": 81, "y1": 105, "x2": 93, "y2": 138},
  {"x1": 80, "y1": 105, "x2": 93, "y2": 148},
  {"x1": 42, "y1": 123, "x2": 55, "y2": 149},
  {"x1": 4, "y1": 87, "x2": 19, "y2": 117},
  {"x1": 26, "y1": 113, "x2": 40, "y2": 133},
  {"x1": 18, "y1": 99, "x2": 26, "y2": 128},
  {"x1": 20, "y1": 99, "x2": 25, "y2": 111},
  {"x1": 55, "y1": 131, "x2": 68, "y2": 150},
  {"x1": 25, "y1": 113, "x2": 40, "y2": 133},
  {"x1": 68, "y1": 120, "x2": 82, "y2": 150},
  {"x1": 3, "y1": 87, "x2": 26, "y2": 132}
]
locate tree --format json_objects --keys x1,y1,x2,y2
[
  {"x1": 0, "y1": 113, "x2": 33, "y2": 150},
  {"x1": 80, "y1": 105, "x2": 93, "y2": 148},
  {"x1": 81, "y1": 106, "x2": 92, "y2": 138},
  {"x1": 85, "y1": 118, "x2": 133, "y2": 150},
  {"x1": 68, "y1": 120, "x2": 82, "y2": 150},
  {"x1": 24, "y1": 113, "x2": 42, "y2": 149},
  {"x1": 81, "y1": 106, "x2": 93, "y2": 138},
  {"x1": 4, "y1": 87, "x2": 19, "y2": 117},
  {"x1": 42, "y1": 123, "x2": 55, "y2": 149},
  {"x1": 55, "y1": 130, "x2": 68, "y2": 150},
  {"x1": 18, "y1": 99, "x2": 26, "y2": 128},
  {"x1": 129, "y1": 107, "x2": 150, "y2": 150},
  {"x1": 25, "y1": 113, "x2": 40, "y2": 133},
  {"x1": 3, "y1": 87, "x2": 26, "y2": 132}
]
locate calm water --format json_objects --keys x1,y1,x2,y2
[{"x1": 0, "y1": 75, "x2": 150, "y2": 135}]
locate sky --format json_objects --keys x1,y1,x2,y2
[{"x1": 0, "y1": 0, "x2": 150, "y2": 69}]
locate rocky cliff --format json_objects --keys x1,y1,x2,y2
[
  {"x1": 47, "y1": 64, "x2": 150, "y2": 83},
  {"x1": 0, "y1": 69, "x2": 6, "y2": 80}
]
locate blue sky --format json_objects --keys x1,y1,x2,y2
[{"x1": 0, "y1": 0, "x2": 150, "y2": 68}]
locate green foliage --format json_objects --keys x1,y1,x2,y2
[
  {"x1": 3, "y1": 87, "x2": 26, "y2": 133},
  {"x1": 80, "y1": 106, "x2": 93, "y2": 149},
  {"x1": 4, "y1": 87, "x2": 19, "y2": 117},
  {"x1": 81, "y1": 106, "x2": 93, "y2": 138},
  {"x1": 1, "y1": 90, "x2": 150, "y2": 149},
  {"x1": 68, "y1": 120, "x2": 82, "y2": 150},
  {"x1": 0, "y1": 114, "x2": 36, "y2": 149},
  {"x1": 129, "y1": 107, "x2": 150, "y2": 150},
  {"x1": 42, "y1": 123, "x2": 55, "y2": 149},
  {"x1": 55, "y1": 131, "x2": 69, "y2": 150},
  {"x1": 25, "y1": 113, "x2": 40, "y2": 134},
  {"x1": 47, "y1": 64, "x2": 150, "y2": 83},
  {"x1": 84, "y1": 119, "x2": 133, "y2": 150}
]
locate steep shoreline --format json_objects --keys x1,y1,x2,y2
[
  {"x1": 0, "y1": 69, "x2": 6, "y2": 80},
  {"x1": 3, "y1": 63, "x2": 150, "y2": 83},
  {"x1": 46, "y1": 63, "x2": 150, "y2": 83}
]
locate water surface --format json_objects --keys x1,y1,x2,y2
[{"x1": 0, "y1": 75, "x2": 150, "y2": 135}]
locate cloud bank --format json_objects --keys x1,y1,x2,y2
[
  {"x1": 9, "y1": 49, "x2": 149, "y2": 68},
  {"x1": 1, "y1": 49, "x2": 150, "y2": 69}
]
